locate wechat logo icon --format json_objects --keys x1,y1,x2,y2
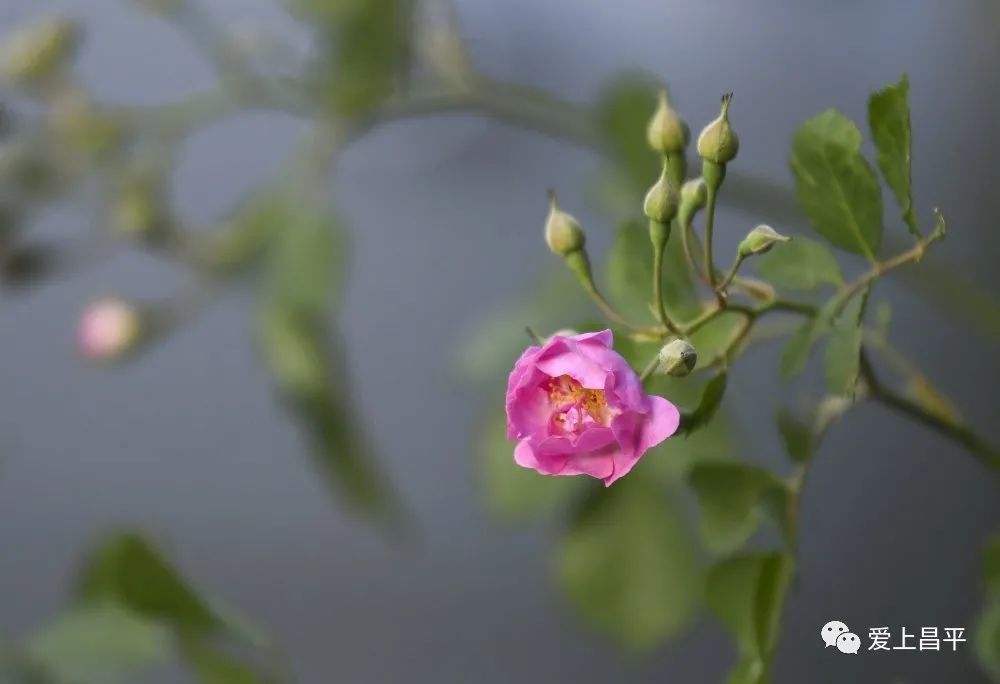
[{"x1": 822, "y1": 620, "x2": 860, "y2": 654}]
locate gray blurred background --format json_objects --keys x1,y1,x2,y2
[{"x1": 1, "y1": 0, "x2": 998, "y2": 682}]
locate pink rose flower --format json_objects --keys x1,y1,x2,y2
[{"x1": 505, "y1": 329, "x2": 680, "y2": 486}]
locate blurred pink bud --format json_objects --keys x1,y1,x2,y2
[{"x1": 77, "y1": 298, "x2": 140, "y2": 361}]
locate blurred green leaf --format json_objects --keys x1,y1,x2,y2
[
  {"x1": 26, "y1": 602, "x2": 170, "y2": 684},
  {"x1": 678, "y1": 372, "x2": 727, "y2": 436},
  {"x1": 776, "y1": 408, "x2": 814, "y2": 464},
  {"x1": 76, "y1": 533, "x2": 221, "y2": 636},
  {"x1": 689, "y1": 311, "x2": 745, "y2": 363},
  {"x1": 455, "y1": 269, "x2": 589, "y2": 385},
  {"x1": 605, "y1": 219, "x2": 700, "y2": 324},
  {"x1": 296, "y1": 0, "x2": 411, "y2": 115},
  {"x1": 779, "y1": 298, "x2": 839, "y2": 382},
  {"x1": 868, "y1": 74, "x2": 919, "y2": 238},
  {"x1": 257, "y1": 199, "x2": 397, "y2": 523},
  {"x1": 976, "y1": 602, "x2": 1000, "y2": 682},
  {"x1": 556, "y1": 472, "x2": 701, "y2": 651},
  {"x1": 479, "y1": 413, "x2": 581, "y2": 522},
  {"x1": 823, "y1": 283, "x2": 870, "y2": 395},
  {"x1": 707, "y1": 552, "x2": 795, "y2": 684},
  {"x1": 687, "y1": 462, "x2": 785, "y2": 554},
  {"x1": 180, "y1": 639, "x2": 269, "y2": 684},
  {"x1": 790, "y1": 109, "x2": 883, "y2": 260},
  {"x1": 594, "y1": 72, "x2": 661, "y2": 192},
  {"x1": 755, "y1": 236, "x2": 843, "y2": 291}
]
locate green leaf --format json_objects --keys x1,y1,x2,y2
[
  {"x1": 678, "y1": 372, "x2": 727, "y2": 436},
  {"x1": 594, "y1": 73, "x2": 661, "y2": 192},
  {"x1": 790, "y1": 109, "x2": 883, "y2": 260},
  {"x1": 687, "y1": 462, "x2": 785, "y2": 554},
  {"x1": 296, "y1": 0, "x2": 411, "y2": 116},
  {"x1": 755, "y1": 236, "x2": 843, "y2": 291},
  {"x1": 707, "y1": 552, "x2": 795, "y2": 684},
  {"x1": 180, "y1": 639, "x2": 268, "y2": 684},
  {"x1": 868, "y1": 74, "x2": 919, "y2": 238},
  {"x1": 779, "y1": 297, "x2": 840, "y2": 382},
  {"x1": 975, "y1": 602, "x2": 1000, "y2": 681},
  {"x1": 26, "y1": 603, "x2": 170, "y2": 684},
  {"x1": 776, "y1": 408, "x2": 814, "y2": 463},
  {"x1": 823, "y1": 284, "x2": 871, "y2": 395},
  {"x1": 480, "y1": 413, "x2": 580, "y2": 522},
  {"x1": 605, "y1": 219, "x2": 700, "y2": 324},
  {"x1": 257, "y1": 199, "x2": 397, "y2": 523},
  {"x1": 76, "y1": 533, "x2": 222, "y2": 636},
  {"x1": 556, "y1": 472, "x2": 701, "y2": 651}
]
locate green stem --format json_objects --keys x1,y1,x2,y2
[
  {"x1": 651, "y1": 238, "x2": 679, "y2": 334},
  {"x1": 703, "y1": 184, "x2": 719, "y2": 291},
  {"x1": 716, "y1": 253, "x2": 745, "y2": 293}
]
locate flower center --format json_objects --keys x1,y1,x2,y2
[{"x1": 546, "y1": 375, "x2": 612, "y2": 432}]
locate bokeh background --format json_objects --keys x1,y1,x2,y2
[{"x1": 1, "y1": 0, "x2": 999, "y2": 682}]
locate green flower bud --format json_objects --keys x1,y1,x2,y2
[
  {"x1": 738, "y1": 224, "x2": 791, "y2": 257},
  {"x1": 678, "y1": 177, "x2": 708, "y2": 225},
  {"x1": 1, "y1": 18, "x2": 80, "y2": 87},
  {"x1": 657, "y1": 338, "x2": 697, "y2": 377},
  {"x1": 643, "y1": 160, "x2": 679, "y2": 225},
  {"x1": 697, "y1": 93, "x2": 739, "y2": 165},
  {"x1": 646, "y1": 90, "x2": 689, "y2": 155},
  {"x1": 544, "y1": 190, "x2": 585, "y2": 257}
]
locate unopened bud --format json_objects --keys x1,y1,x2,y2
[
  {"x1": 1, "y1": 18, "x2": 79, "y2": 87},
  {"x1": 697, "y1": 93, "x2": 739, "y2": 165},
  {"x1": 544, "y1": 190, "x2": 585, "y2": 257},
  {"x1": 678, "y1": 178, "x2": 708, "y2": 226},
  {"x1": 738, "y1": 224, "x2": 791, "y2": 257},
  {"x1": 77, "y1": 298, "x2": 142, "y2": 361},
  {"x1": 658, "y1": 339, "x2": 697, "y2": 377},
  {"x1": 646, "y1": 90, "x2": 689, "y2": 155},
  {"x1": 643, "y1": 160, "x2": 679, "y2": 225}
]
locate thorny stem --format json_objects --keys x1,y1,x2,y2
[
  {"x1": 652, "y1": 240, "x2": 680, "y2": 334},
  {"x1": 703, "y1": 184, "x2": 720, "y2": 294}
]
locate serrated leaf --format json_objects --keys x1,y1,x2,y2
[
  {"x1": 678, "y1": 372, "x2": 727, "y2": 436},
  {"x1": 76, "y1": 533, "x2": 222, "y2": 636},
  {"x1": 556, "y1": 472, "x2": 701, "y2": 651},
  {"x1": 823, "y1": 284, "x2": 871, "y2": 394},
  {"x1": 26, "y1": 603, "x2": 170, "y2": 684},
  {"x1": 868, "y1": 74, "x2": 919, "y2": 238},
  {"x1": 687, "y1": 462, "x2": 785, "y2": 554},
  {"x1": 480, "y1": 414, "x2": 580, "y2": 522},
  {"x1": 707, "y1": 552, "x2": 795, "y2": 684},
  {"x1": 755, "y1": 236, "x2": 843, "y2": 291},
  {"x1": 790, "y1": 109, "x2": 883, "y2": 260}
]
